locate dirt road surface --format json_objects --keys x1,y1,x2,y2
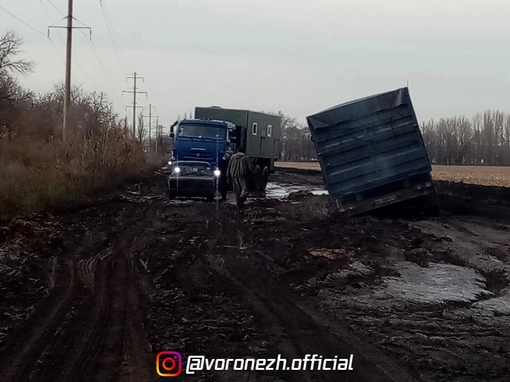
[{"x1": 0, "y1": 169, "x2": 509, "y2": 381}]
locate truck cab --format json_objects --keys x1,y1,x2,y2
[{"x1": 170, "y1": 119, "x2": 235, "y2": 169}]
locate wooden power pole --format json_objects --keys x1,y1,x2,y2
[
  {"x1": 48, "y1": 0, "x2": 91, "y2": 142},
  {"x1": 142, "y1": 105, "x2": 157, "y2": 153},
  {"x1": 62, "y1": 0, "x2": 73, "y2": 143}
]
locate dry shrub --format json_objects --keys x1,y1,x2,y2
[{"x1": 0, "y1": 128, "x2": 161, "y2": 218}]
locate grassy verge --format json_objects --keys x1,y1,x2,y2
[{"x1": 0, "y1": 129, "x2": 163, "y2": 219}]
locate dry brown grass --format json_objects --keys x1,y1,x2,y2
[
  {"x1": 276, "y1": 162, "x2": 510, "y2": 188},
  {"x1": 431, "y1": 165, "x2": 510, "y2": 187},
  {"x1": 0, "y1": 130, "x2": 162, "y2": 219},
  {"x1": 276, "y1": 161, "x2": 321, "y2": 171}
]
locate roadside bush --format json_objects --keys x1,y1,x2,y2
[
  {"x1": 0, "y1": 29, "x2": 164, "y2": 218},
  {"x1": 0, "y1": 128, "x2": 159, "y2": 218}
]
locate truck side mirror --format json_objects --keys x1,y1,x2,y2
[{"x1": 170, "y1": 132, "x2": 175, "y2": 138}]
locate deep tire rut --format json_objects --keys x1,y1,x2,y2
[
  {"x1": 0, "y1": 203, "x2": 157, "y2": 382},
  {"x1": 0, "y1": 259, "x2": 77, "y2": 382}
]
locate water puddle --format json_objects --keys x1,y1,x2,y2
[
  {"x1": 473, "y1": 290, "x2": 510, "y2": 315},
  {"x1": 384, "y1": 261, "x2": 493, "y2": 304},
  {"x1": 265, "y1": 182, "x2": 328, "y2": 199}
]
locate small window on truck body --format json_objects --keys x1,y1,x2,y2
[
  {"x1": 252, "y1": 123, "x2": 258, "y2": 135},
  {"x1": 267, "y1": 125, "x2": 272, "y2": 137}
]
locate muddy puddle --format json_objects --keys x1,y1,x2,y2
[
  {"x1": 265, "y1": 182, "x2": 328, "y2": 198},
  {"x1": 218, "y1": 182, "x2": 328, "y2": 206},
  {"x1": 384, "y1": 261, "x2": 493, "y2": 304}
]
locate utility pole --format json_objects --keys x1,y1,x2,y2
[
  {"x1": 123, "y1": 72, "x2": 147, "y2": 137},
  {"x1": 48, "y1": 0, "x2": 91, "y2": 143},
  {"x1": 63, "y1": 0, "x2": 73, "y2": 143},
  {"x1": 142, "y1": 105, "x2": 157, "y2": 153},
  {"x1": 155, "y1": 119, "x2": 161, "y2": 154}
]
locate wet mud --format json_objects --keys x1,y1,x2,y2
[{"x1": 0, "y1": 169, "x2": 509, "y2": 381}]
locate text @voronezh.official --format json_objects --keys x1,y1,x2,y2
[{"x1": 156, "y1": 352, "x2": 354, "y2": 377}]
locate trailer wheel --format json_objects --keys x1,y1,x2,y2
[
  {"x1": 424, "y1": 204, "x2": 441, "y2": 217},
  {"x1": 253, "y1": 165, "x2": 262, "y2": 191},
  {"x1": 260, "y1": 166, "x2": 269, "y2": 192},
  {"x1": 421, "y1": 193, "x2": 441, "y2": 217}
]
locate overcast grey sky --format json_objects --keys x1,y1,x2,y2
[{"x1": 2, "y1": 0, "x2": 510, "y2": 128}]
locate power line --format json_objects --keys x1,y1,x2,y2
[
  {"x1": 89, "y1": 38, "x2": 123, "y2": 104},
  {"x1": 79, "y1": 30, "x2": 123, "y2": 104},
  {"x1": 100, "y1": 0, "x2": 127, "y2": 73},
  {"x1": 46, "y1": 0, "x2": 65, "y2": 17},
  {"x1": 46, "y1": 6, "x2": 122, "y2": 109},
  {"x1": 0, "y1": 2, "x2": 70, "y2": 86},
  {"x1": 99, "y1": 0, "x2": 128, "y2": 75},
  {"x1": 69, "y1": 38, "x2": 102, "y2": 92},
  {"x1": 38, "y1": 0, "x2": 101, "y2": 92},
  {"x1": 48, "y1": 35, "x2": 66, "y2": 65},
  {"x1": 0, "y1": 4, "x2": 47, "y2": 36},
  {"x1": 38, "y1": 0, "x2": 55, "y2": 21},
  {"x1": 2, "y1": 2, "x2": 64, "y2": 73},
  {"x1": 70, "y1": 6, "x2": 126, "y2": 104}
]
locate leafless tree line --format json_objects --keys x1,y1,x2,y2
[
  {"x1": 277, "y1": 112, "x2": 316, "y2": 161},
  {"x1": 421, "y1": 112, "x2": 510, "y2": 165},
  {"x1": 0, "y1": 32, "x2": 124, "y2": 142},
  {"x1": 277, "y1": 111, "x2": 510, "y2": 166}
]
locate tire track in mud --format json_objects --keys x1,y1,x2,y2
[
  {"x1": 0, "y1": 259, "x2": 78, "y2": 382},
  {"x1": 0, "y1": 231, "x2": 114, "y2": 382},
  {"x1": 59, "y1": 203, "x2": 157, "y2": 382},
  {"x1": 0, "y1": 202, "x2": 158, "y2": 382},
  {"x1": 55, "y1": 252, "x2": 115, "y2": 382},
  {"x1": 203, "y1": 211, "x2": 415, "y2": 382},
  {"x1": 210, "y1": 257, "x2": 413, "y2": 382}
]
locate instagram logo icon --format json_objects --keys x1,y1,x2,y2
[{"x1": 156, "y1": 351, "x2": 182, "y2": 377}]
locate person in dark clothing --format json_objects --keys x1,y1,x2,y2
[
  {"x1": 218, "y1": 151, "x2": 231, "y2": 201},
  {"x1": 226, "y1": 146, "x2": 253, "y2": 208}
]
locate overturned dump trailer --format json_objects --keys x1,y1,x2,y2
[{"x1": 306, "y1": 87, "x2": 440, "y2": 216}]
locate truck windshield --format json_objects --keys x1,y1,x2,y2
[{"x1": 177, "y1": 124, "x2": 226, "y2": 139}]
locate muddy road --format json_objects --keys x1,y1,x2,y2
[{"x1": 0, "y1": 169, "x2": 509, "y2": 381}]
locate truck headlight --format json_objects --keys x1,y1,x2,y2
[
  {"x1": 213, "y1": 169, "x2": 221, "y2": 177},
  {"x1": 173, "y1": 167, "x2": 181, "y2": 174},
  {"x1": 168, "y1": 160, "x2": 172, "y2": 165}
]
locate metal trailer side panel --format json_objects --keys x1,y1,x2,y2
[
  {"x1": 245, "y1": 111, "x2": 282, "y2": 160},
  {"x1": 306, "y1": 88, "x2": 432, "y2": 199}
]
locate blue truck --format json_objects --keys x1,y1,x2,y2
[
  {"x1": 170, "y1": 118, "x2": 235, "y2": 169},
  {"x1": 168, "y1": 107, "x2": 282, "y2": 199}
]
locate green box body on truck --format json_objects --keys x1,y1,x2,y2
[{"x1": 194, "y1": 107, "x2": 282, "y2": 193}]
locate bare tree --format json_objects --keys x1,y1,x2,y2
[
  {"x1": 0, "y1": 31, "x2": 35, "y2": 135},
  {"x1": 276, "y1": 110, "x2": 510, "y2": 166},
  {"x1": 420, "y1": 112, "x2": 510, "y2": 166},
  {"x1": 0, "y1": 31, "x2": 34, "y2": 75}
]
